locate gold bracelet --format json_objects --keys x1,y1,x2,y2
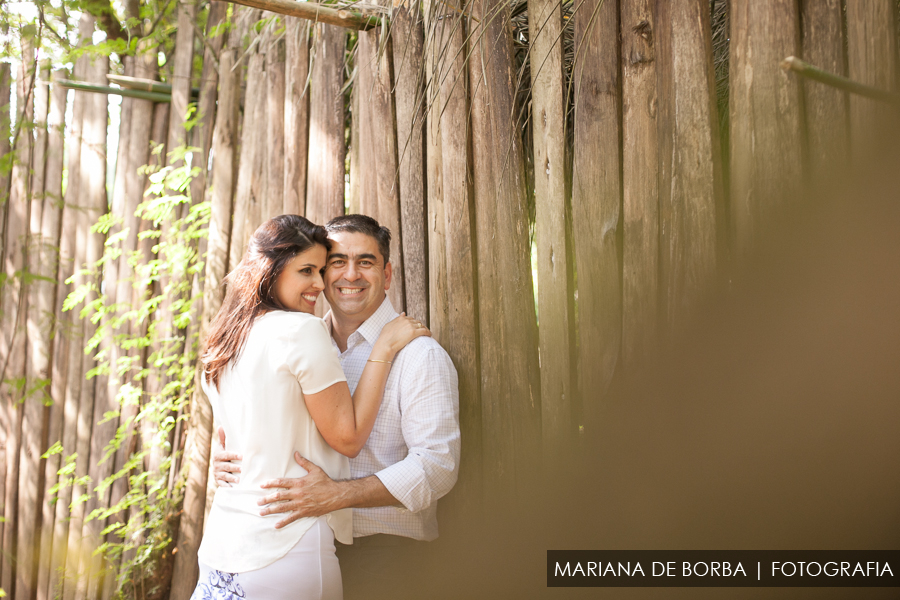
[{"x1": 367, "y1": 358, "x2": 392, "y2": 364}]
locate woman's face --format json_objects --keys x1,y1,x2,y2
[{"x1": 273, "y1": 244, "x2": 327, "y2": 314}]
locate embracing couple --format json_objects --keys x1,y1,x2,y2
[{"x1": 190, "y1": 214, "x2": 460, "y2": 600}]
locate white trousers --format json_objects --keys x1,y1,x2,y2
[{"x1": 191, "y1": 517, "x2": 343, "y2": 600}]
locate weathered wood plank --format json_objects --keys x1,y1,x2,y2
[
  {"x1": 800, "y1": 0, "x2": 848, "y2": 182},
  {"x1": 846, "y1": 0, "x2": 898, "y2": 159},
  {"x1": 66, "y1": 52, "x2": 108, "y2": 600},
  {"x1": 729, "y1": 0, "x2": 803, "y2": 252},
  {"x1": 305, "y1": 24, "x2": 347, "y2": 224},
  {"x1": 572, "y1": 0, "x2": 621, "y2": 440},
  {"x1": 424, "y1": 0, "x2": 447, "y2": 342},
  {"x1": 529, "y1": 0, "x2": 574, "y2": 459},
  {"x1": 0, "y1": 52, "x2": 11, "y2": 573},
  {"x1": 265, "y1": 34, "x2": 286, "y2": 221},
  {"x1": 284, "y1": 20, "x2": 310, "y2": 215},
  {"x1": 2, "y1": 38, "x2": 36, "y2": 598},
  {"x1": 621, "y1": 0, "x2": 658, "y2": 368},
  {"x1": 436, "y1": 7, "x2": 481, "y2": 510},
  {"x1": 34, "y1": 71, "x2": 67, "y2": 600},
  {"x1": 391, "y1": 0, "x2": 427, "y2": 321},
  {"x1": 17, "y1": 57, "x2": 50, "y2": 600},
  {"x1": 469, "y1": 0, "x2": 541, "y2": 505}
]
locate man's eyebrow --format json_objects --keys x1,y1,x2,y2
[
  {"x1": 327, "y1": 253, "x2": 348, "y2": 260},
  {"x1": 356, "y1": 253, "x2": 378, "y2": 261}
]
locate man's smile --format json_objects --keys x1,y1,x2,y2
[{"x1": 338, "y1": 287, "x2": 366, "y2": 296}]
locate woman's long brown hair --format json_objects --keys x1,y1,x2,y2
[{"x1": 202, "y1": 215, "x2": 330, "y2": 389}]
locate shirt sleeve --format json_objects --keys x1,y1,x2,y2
[
  {"x1": 374, "y1": 345, "x2": 460, "y2": 513},
  {"x1": 277, "y1": 315, "x2": 347, "y2": 394}
]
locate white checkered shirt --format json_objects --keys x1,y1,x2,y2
[{"x1": 324, "y1": 297, "x2": 460, "y2": 541}]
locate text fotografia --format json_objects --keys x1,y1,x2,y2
[{"x1": 546, "y1": 551, "x2": 900, "y2": 588}]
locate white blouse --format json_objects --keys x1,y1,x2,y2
[{"x1": 198, "y1": 311, "x2": 352, "y2": 573}]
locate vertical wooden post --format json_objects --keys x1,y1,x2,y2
[
  {"x1": 655, "y1": 0, "x2": 722, "y2": 329},
  {"x1": 347, "y1": 72, "x2": 361, "y2": 215},
  {"x1": 166, "y1": 0, "x2": 198, "y2": 171},
  {"x1": 67, "y1": 52, "x2": 108, "y2": 600},
  {"x1": 265, "y1": 34, "x2": 286, "y2": 221},
  {"x1": 355, "y1": 37, "x2": 377, "y2": 220},
  {"x1": 170, "y1": 11, "x2": 244, "y2": 597},
  {"x1": 528, "y1": 0, "x2": 575, "y2": 459},
  {"x1": 572, "y1": 0, "x2": 621, "y2": 439},
  {"x1": 621, "y1": 0, "x2": 658, "y2": 368},
  {"x1": 846, "y1": 0, "x2": 898, "y2": 159},
  {"x1": 2, "y1": 37, "x2": 36, "y2": 599},
  {"x1": 306, "y1": 23, "x2": 347, "y2": 225},
  {"x1": 730, "y1": 0, "x2": 803, "y2": 252},
  {"x1": 391, "y1": 0, "x2": 427, "y2": 322},
  {"x1": 0, "y1": 47, "x2": 11, "y2": 571},
  {"x1": 18, "y1": 57, "x2": 50, "y2": 600},
  {"x1": 800, "y1": 0, "x2": 849, "y2": 183},
  {"x1": 34, "y1": 71, "x2": 67, "y2": 600},
  {"x1": 284, "y1": 20, "x2": 310, "y2": 215},
  {"x1": 229, "y1": 23, "x2": 267, "y2": 266},
  {"x1": 424, "y1": 0, "x2": 448, "y2": 340},
  {"x1": 435, "y1": 6, "x2": 481, "y2": 511},
  {"x1": 46, "y1": 33, "x2": 91, "y2": 600},
  {"x1": 469, "y1": 0, "x2": 541, "y2": 506}
]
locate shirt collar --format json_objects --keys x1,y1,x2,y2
[{"x1": 324, "y1": 296, "x2": 399, "y2": 347}]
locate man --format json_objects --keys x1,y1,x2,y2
[{"x1": 213, "y1": 214, "x2": 460, "y2": 598}]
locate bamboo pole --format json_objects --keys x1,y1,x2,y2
[
  {"x1": 391, "y1": 0, "x2": 427, "y2": 322},
  {"x1": 305, "y1": 23, "x2": 347, "y2": 225},
  {"x1": 782, "y1": 56, "x2": 900, "y2": 105},
  {"x1": 2, "y1": 38, "x2": 36, "y2": 599},
  {"x1": 435, "y1": 5, "x2": 481, "y2": 512},
  {"x1": 468, "y1": 0, "x2": 541, "y2": 506},
  {"x1": 283, "y1": 20, "x2": 310, "y2": 215},
  {"x1": 730, "y1": 0, "x2": 803, "y2": 252},
  {"x1": 226, "y1": 0, "x2": 382, "y2": 30},
  {"x1": 17, "y1": 58, "x2": 51, "y2": 600},
  {"x1": 106, "y1": 74, "x2": 199, "y2": 97},
  {"x1": 528, "y1": 0, "x2": 574, "y2": 460},
  {"x1": 424, "y1": 0, "x2": 447, "y2": 340},
  {"x1": 656, "y1": 0, "x2": 722, "y2": 330},
  {"x1": 265, "y1": 34, "x2": 287, "y2": 221},
  {"x1": 572, "y1": 0, "x2": 621, "y2": 442},
  {"x1": 34, "y1": 70, "x2": 68, "y2": 600},
  {"x1": 621, "y1": 0, "x2": 659, "y2": 368},
  {"x1": 56, "y1": 80, "x2": 171, "y2": 103},
  {"x1": 66, "y1": 51, "x2": 108, "y2": 600},
  {"x1": 846, "y1": 0, "x2": 899, "y2": 160}
]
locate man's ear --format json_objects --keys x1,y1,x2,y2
[{"x1": 384, "y1": 261, "x2": 393, "y2": 291}]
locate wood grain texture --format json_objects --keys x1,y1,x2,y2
[
  {"x1": 572, "y1": 0, "x2": 621, "y2": 440},
  {"x1": 6, "y1": 39, "x2": 36, "y2": 600},
  {"x1": 621, "y1": 0, "x2": 658, "y2": 368},
  {"x1": 306, "y1": 24, "x2": 346, "y2": 225},
  {"x1": 846, "y1": 0, "x2": 899, "y2": 160},
  {"x1": 265, "y1": 35, "x2": 286, "y2": 221},
  {"x1": 34, "y1": 72, "x2": 66, "y2": 600},
  {"x1": 391, "y1": 0, "x2": 428, "y2": 322},
  {"x1": 436, "y1": 7, "x2": 481, "y2": 511},
  {"x1": 529, "y1": 0, "x2": 575, "y2": 458},
  {"x1": 469, "y1": 0, "x2": 541, "y2": 506},
  {"x1": 729, "y1": 0, "x2": 803, "y2": 252},
  {"x1": 284, "y1": 20, "x2": 310, "y2": 215},
  {"x1": 800, "y1": 0, "x2": 848, "y2": 182},
  {"x1": 424, "y1": 0, "x2": 447, "y2": 339}
]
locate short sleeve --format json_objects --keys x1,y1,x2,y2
[{"x1": 278, "y1": 316, "x2": 347, "y2": 394}]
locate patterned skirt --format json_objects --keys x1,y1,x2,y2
[{"x1": 190, "y1": 517, "x2": 343, "y2": 600}]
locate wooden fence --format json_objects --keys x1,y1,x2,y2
[{"x1": 0, "y1": 0, "x2": 897, "y2": 599}]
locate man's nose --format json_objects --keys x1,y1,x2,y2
[{"x1": 344, "y1": 261, "x2": 360, "y2": 281}]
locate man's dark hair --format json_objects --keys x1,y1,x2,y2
[{"x1": 325, "y1": 214, "x2": 392, "y2": 265}]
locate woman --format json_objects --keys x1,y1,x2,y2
[{"x1": 192, "y1": 215, "x2": 428, "y2": 600}]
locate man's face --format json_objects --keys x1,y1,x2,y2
[{"x1": 324, "y1": 231, "x2": 392, "y2": 323}]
